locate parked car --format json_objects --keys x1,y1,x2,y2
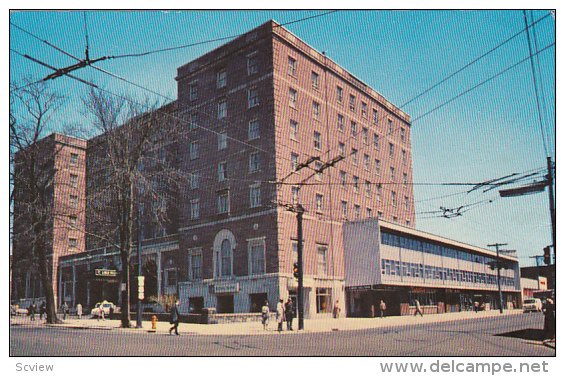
[
  {"x1": 523, "y1": 298, "x2": 542, "y2": 313},
  {"x1": 90, "y1": 301, "x2": 116, "y2": 317}
]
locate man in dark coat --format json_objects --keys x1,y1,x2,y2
[
  {"x1": 285, "y1": 298, "x2": 294, "y2": 331},
  {"x1": 542, "y1": 298, "x2": 555, "y2": 341},
  {"x1": 169, "y1": 299, "x2": 181, "y2": 336}
]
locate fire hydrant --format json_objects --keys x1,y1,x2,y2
[{"x1": 151, "y1": 315, "x2": 158, "y2": 330}]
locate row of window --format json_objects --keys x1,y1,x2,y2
[
  {"x1": 189, "y1": 185, "x2": 262, "y2": 220},
  {"x1": 380, "y1": 259, "x2": 516, "y2": 287},
  {"x1": 381, "y1": 231, "x2": 508, "y2": 268}
]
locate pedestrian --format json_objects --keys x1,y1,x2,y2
[
  {"x1": 333, "y1": 300, "x2": 341, "y2": 319},
  {"x1": 28, "y1": 301, "x2": 36, "y2": 321},
  {"x1": 379, "y1": 300, "x2": 387, "y2": 318},
  {"x1": 97, "y1": 304, "x2": 105, "y2": 321},
  {"x1": 61, "y1": 301, "x2": 69, "y2": 320},
  {"x1": 169, "y1": 299, "x2": 181, "y2": 336},
  {"x1": 39, "y1": 301, "x2": 46, "y2": 320},
  {"x1": 285, "y1": 298, "x2": 294, "y2": 331},
  {"x1": 276, "y1": 298, "x2": 285, "y2": 332},
  {"x1": 76, "y1": 303, "x2": 83, "y2": 319},
  {"x1": 261, "y1": 300, "x2": 270, "y2": 330},
  {"x1": 414, "y1": 299, "x2": 423, "y2": 317},
  {"x1": 473, "y1": 301, "x2": 480, "y2": 313},
  {"x1": 542, "y1": 298, "x2": 555, "y2": 341}
]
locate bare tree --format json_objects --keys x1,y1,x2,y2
[
  {"x1": 83, "y1": 87, "x2": 183, "y2": 328},
  {"x1": 10, "y1": 79, "x2": 65, "y2": 324}
]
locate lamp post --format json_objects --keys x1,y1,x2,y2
[{"x1": 136, "y1": 205, "x2": 143, "y2": 328}]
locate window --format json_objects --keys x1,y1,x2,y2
[
  {"x1": 68, "y1": 238, "x2": 78, "y2": 248},
  {"x1": 393, "y1": 216, "x2": 398, "y2": 223},
  {"x1": 70, "y1": 153, "x2": 79, "y2": 165},
  {"x1": 217, "y1": 69, "x2": 227, "y2": 88},
  {"x1": 362, "y1": 127, "x2": 369, "y2": 144},
  {"x1": 351, "y1": 121, "x2": 357, "y2": 138},
  {"x1": 313, "y1": 131, "x2": 322, "y2": 150},
  {"x1": 315, "y1": 193, "x2": 324, "y2": 212},
  {"x1": 314, "y1": 161, "x2": 323, "y2": 181},
  {"x1": 349, "y1": 94, "x2": 356, "y2": 112},
  {"x1": 218, "y1": 239, "x2": 233, "y2": 277},
  {"x1": 317, "y1": 246, "x2": 328, "y2": 276},
  {"x1": 291, "y1": 186, "x2": 300, "y2": 204},
  {"x1": 248, "y1": 119, "x2": 260, "y2": 140},
  {"x1": 291, "y1": 153, "x2": 299, "y2": 171},
  {"x1": 353, "y1": 176, "x2": 359, "y2": 193},
  {"x1": 338, "y1": 142, "x2": 345, "y2": 157},
  {"x1": 217, "y1": 191, "x2": 230, "y2": 214},
  {"x1": 218, "y1": 99, "x2": 227, "y2": 119},
  {"x1": 388, "y1": 119, "x2": 393, "y2": 135},
  {"x1": 70, "y1": 174, "x2": 78, "y2": 188},
  {"x1": 312, "y1": 101, "x2": 320, "y2": 120},
  {"x1": 290, "y1": 120, "x2": 298, "y2": 140},
  {"x1": 189, "y1": 250, "x2": 202, "y2": 280},
  {"x1": 311, "y1": 71, "x2": 320, "y2": 89},
  {"x1": 218, "y1": 132, "x2": 228, "y2": 150},
  {"x1": 375, "y1": 159, "x2": 382, "y2": 177},
  {"x1": 69, "y1": 216, "x2": 77, "y2": 228},
  {"x1": 372, "y1": 109, "x2": 378, "y2": 124},
  {"x1": 247, "y1": 53, "x2": 258, "y2": 75},
  {"x1": 250, "y1": 184, "x2": 261, "y2": 208},
  {"x1": 404, "y1": 196, "x2": 410, "y2": 210},
  {"x1": 69, "y1": 195, "x2": 78, "y2": 209},
  {"x1": 351, "y1": 149, "x2": 358, "y2": 165},
  {"x1": 378, "y1": 211, "x2": 383, "y2": 219},
  {"x1": 248, "y1": 88, "x2": 259, "y2": 108},
  {"x1": 190, "y1": 172, "x2": 200, "y2": 189},
  {"x1": 361, "y1": 102, "x2": 368, "y2": 118},
  {"x1": 288, "y1": 56, "x2": 297, "y2": 76},
  {"x1": 189, "y1": 82, "x2": 198, "y2": 101},
  {"x1": 364, "y1": 154, "x2": 370, "y2": 170},
  {"x1": 340, "y1": 170, "x2": 347, "y2": 188},
  {"x1": 190, "y1": 199, "x2": 200, "y2": 220},
  {"x1": 390, "y1": 167, "x2": 395, "y2": 181},
  {"x1": 354, "y1": 205, "x2": 361, "y2": 219},
  {"x1": 373, "y1": 133, "x2": 380, "y2": 150},
  {"x1": 248, "y1": 238, "x2": 266, "y2": 275},
  {"x1": 188, "y1": 112, "x2": 198, "y2": 130},
  {"x1": 400, "y1": 127, "x2": 406, "y2": 143},
  {"x1": 377, "y1": 184, "x2": 382, "y2": 201},
  {"x1": 389, "y1": 143, "x2": 394, "y2": 158},
  {"x1": 289, "y1": 88, "x2": 297, "y2": 108},
  {"x1": 341, "y1": 201, "x2": 348, "y2": 218},
  {"x1": 316, "y1": 288, "x2": 332, "y2": 313},
  {"x1": 249, "y1": 152, "x2": 260, "y2": 172},
  {"x1": 365, "y1": 180, "x2": 372, "y2": 197},
  {"x1": 218, "y1": 162, "x2": 228, "y2": 181},
  {"x1": 391, "y1": 191, "x2": 397, "y2": 207},
  {"x1": 190, "y1": 141, "x2": 199, "y2": 160},
  {"x1": 402, "y1": 149, "x2": 407, "y2": 165},
  {"x1": 336, "y1": 86, "x2": 343, "y2": 103},
  {"x1": 334, "y1": 114, "x2": 344, "y2": 133},
  {"x1": 403, "y1": 173, "x2": 408, "y2": 186},
  {"x1": 367, "y1": 208, "x2": 373, "y2": 217}
]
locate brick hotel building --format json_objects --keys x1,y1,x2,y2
[{"x1": 12, "y1": 21, "x2": 520, "y2": 317}]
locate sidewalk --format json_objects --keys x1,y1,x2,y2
[{"x1": 10, "y1": 309, "x2": 523, "y2": 336}]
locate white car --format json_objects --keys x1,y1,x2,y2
[
  {"x1": 523, "y1": 298, "x2": 542, "y2": 313},
  {"x1": 90, "y1": 301, "x2": 116, "y2": 317}
]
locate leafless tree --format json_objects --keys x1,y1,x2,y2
[
  {"x1": 82, "y1": 87, "x2": 184, "y2": 328},
  {"x1": 10, "y1": 78, "x2": 65, "y2": 324}
]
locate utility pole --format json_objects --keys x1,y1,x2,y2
[
  {"x1": 546, "y1": 157, "x2": 556, "y2": 256},
  {"x1": 136, "y1": 205, "x2": 143, "y2": 328},
  {"x1": 296, "y1": 204, "x2": 305, "y2": 331},
  {"x1": 487, "y1": 243, "x2": 512, "y2": 314}
]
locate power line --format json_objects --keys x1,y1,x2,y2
[{"x1": 399, "y1": 12, "x2": 552, "y2": 108}]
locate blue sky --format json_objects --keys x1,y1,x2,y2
[{"x1": 9, "y1": 10, "x2": 556, "y2": 266}]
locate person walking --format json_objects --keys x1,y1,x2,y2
[
  {"x1": 261, "y1": 300, "x2": 270, "y2": 330},
  {"x1": 28, "y1": 301, "x2": 36, "y2": 321},
  {"x1": 414, "y1": 299, "x2": 423, "y2": 317},
  {"x1": 473, "y1": 301, "x2": 480, "y2": 313},
  {"x1": 276, "y1": 298, "x2": 285, "y2": 332},
  {"x1": 169, "y1": 299, "x2": 181, "y2": 336},
  {"x1": 97, "y1": 304, "x2": 105, "y2": 321},
  {"x1": 285, "y1": 298, "x2": 294, "y2": 331},
  {"x1": 333, "y1": 300, "x2": 341, "y2": 319},
  {"x1": 61, "y1": 301, "x2": 69, "y2": 320},
  {"x1": 76, "y1": 303, "x2": 83, "y2": 319},
  {"x1": 39, "y1": 301, "x2": 46, "y2": 320},
  {"x1": 379, "y1": 300, "x2": 387, "y2": 318},
  {"x1": 542, "y1": 298, "x2": 555, "y2": 341}
]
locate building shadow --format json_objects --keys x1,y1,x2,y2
[{"x1": 495, "y1": 328, "x2": 545, "y2": 341}]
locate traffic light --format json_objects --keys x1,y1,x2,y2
[
  {"x1": 293, "y1": 262, "x2": 299, "y2": 278},
  {"x1": 543, "y1": 246, "x2": 551, "y2": 265}
]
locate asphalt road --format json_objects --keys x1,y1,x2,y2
[{"x1": 10, "y1": 312, "x2": 554, "y2": 356}]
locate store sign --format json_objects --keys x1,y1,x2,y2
[
  {"x1": 347, "y1": 285, "x2": 372, "y2": 291},
  {"x1": 214, "y1": 282, "x2": 240, "y2": 294},
  {"x1": 95, "y1": 269, "x2": 118, "y2": 277}
]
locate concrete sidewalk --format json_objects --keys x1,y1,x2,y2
[{"x1": 11, "y1": 309, "x2": 523, "y2": 336}]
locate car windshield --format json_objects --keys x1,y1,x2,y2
[
  {"x1": 524, "y1": 299, "x2": 535, "y2": 304},
  {"x1": 103, "y1": 304, "x2": 112, "y2": 308}
]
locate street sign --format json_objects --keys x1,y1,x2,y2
[
  {"x1": 137, "y1": 276, "x2": 145, "y2": 300},
  {"x1": 94, "y1": 269, "x2": 118, "y2": 277}
]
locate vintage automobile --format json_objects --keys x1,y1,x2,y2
[
  {"x1": 522, "y1": 298, "x2": 542, "y2": 313},
  {"x1": 90, "y1": 301, "x2": 116, "y2": 317}
]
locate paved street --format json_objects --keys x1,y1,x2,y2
[{"x1": 10, "y1": 312, "x2": 554, "y2": 356}]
